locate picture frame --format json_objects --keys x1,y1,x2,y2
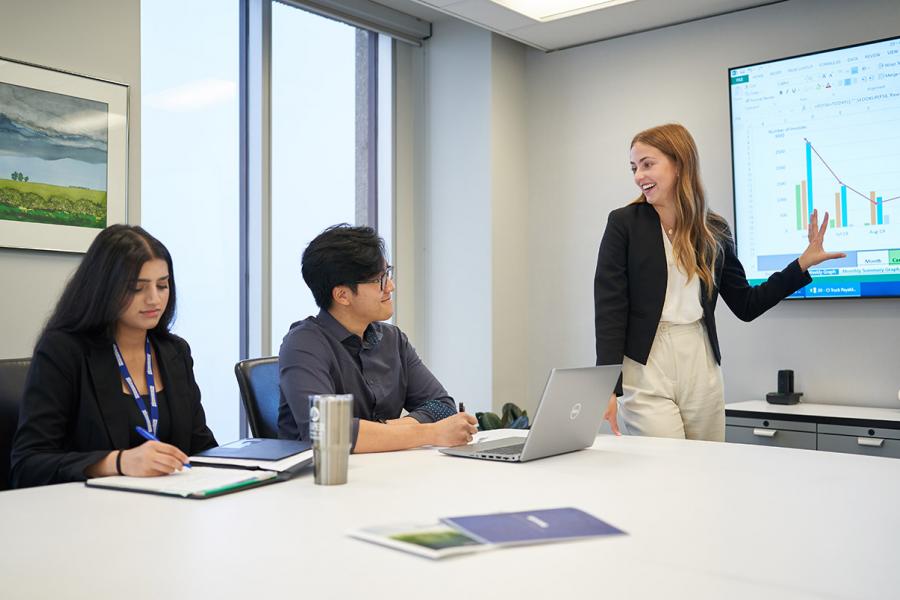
[{"x1": 0, "y1": 56, "x2": 128, "y2": 253}]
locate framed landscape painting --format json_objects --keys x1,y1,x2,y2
[{"x1": 0, "y1": 57, "x2": 127, "y2": 253}]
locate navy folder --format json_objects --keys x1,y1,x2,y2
[{"x1": 194, "y1": 438, "x2": 311, "y2": 461}]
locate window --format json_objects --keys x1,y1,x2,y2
[
  {"x1": 143, "y1": 1, "x2": 393, "y2": 439},
  {"x1": 270, "y1": 4, "x2": 360, "y2": 350},
  {"x1": 142, "y1": 0, "x2": 241, "y2": 441}
]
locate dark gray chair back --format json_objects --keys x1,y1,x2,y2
[
  {"x1": 0, "y1": 358, "x2": 31, "y2": 491},
  {"x1": 234, "y1": 357, "x2": 280, "y2": 439}
]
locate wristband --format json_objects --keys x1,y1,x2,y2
[{"x1": 115, "y1": 450, "x2": 124, "y2": 476}]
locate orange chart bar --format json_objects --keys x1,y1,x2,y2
[
  {"x1": 801, "y1": 180, "x2": 808, "y2": 228},
  {"x1": 870, "y1": 191, "x2": 877, "y2": 225},
  {"x1": 834, "y1": 192, "x2": 841, "y2": 228}
]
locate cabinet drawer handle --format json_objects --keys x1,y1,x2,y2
[
  {"x1": 753, "y1": 428, "x2": 777, "y2": 438},
  {"x1": 857, "y1": 437, "x2": 884, "y2": 448}
]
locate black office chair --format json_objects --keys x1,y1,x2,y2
[
  {"x1": 0, "y1": 358, "x2": 31, "y2": 491},
  {"x1": 234, "y1": 357, "x2": 280, "y2": 439}
]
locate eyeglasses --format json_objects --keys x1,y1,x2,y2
[{"x1": 358, "y1": 265, "x2": 393, "y2": 291}]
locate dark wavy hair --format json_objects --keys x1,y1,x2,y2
[
  {"x1": 44, "y1": 224, "x2": 177, "y2": 340},
  {"x1": 302, "y1": 224, "x2": 386, "y2": 309}
]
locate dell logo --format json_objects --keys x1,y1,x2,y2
[{"x1": 569, "y1": 403, "x2": 582, "y2": 420}]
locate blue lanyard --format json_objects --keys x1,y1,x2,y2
[{"x1": 113, "y1": 337, "x2": 159, "y2": 436}]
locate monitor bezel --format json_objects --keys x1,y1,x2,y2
[{"x1": 727, "y1": 33, "x2": 900, "y2": 301}]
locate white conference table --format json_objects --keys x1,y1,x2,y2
[{"x1": 2, "y1": 431, "x2": 899, "y2": 600}]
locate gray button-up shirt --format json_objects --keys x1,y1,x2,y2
[{"x1": 277, "y1": 310, "x2": 457, "y2": 448}]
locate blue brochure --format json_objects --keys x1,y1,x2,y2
[{"x1": 441, "y1": 507, "x2": 625, "y2": 545}]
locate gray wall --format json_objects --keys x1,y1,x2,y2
[
  {"x1": 523, "y1": 0, "x2": 900, "y2": 410},
  {"x1": 0, "y1": 0, "x2": 141, "y2": 358},
  {"x1": 490, "y1": 35, "x2": 529, "y2": 414}
]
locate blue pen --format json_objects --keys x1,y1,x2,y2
[{"x1": 135, "y1": 426, "x2": 192, "y2": 469}]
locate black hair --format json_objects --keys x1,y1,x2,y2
[
  {"x1": 302, "y1": 224, "x2": 386, "y2": 310},
  {"x1": 44, "y1": 224, "x2": 177, "y2": 340}
]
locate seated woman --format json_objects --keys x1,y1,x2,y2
[{"x1": 10, "y1": 225, "x2": 217, "y2": 488}]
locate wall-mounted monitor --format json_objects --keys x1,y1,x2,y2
[{"x1": 729, "y1": 35, "x2": 900, "y2": 299}]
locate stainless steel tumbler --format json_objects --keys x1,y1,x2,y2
[{"x1": 309, "y1": 394, "x2": 353, "y2": 485}]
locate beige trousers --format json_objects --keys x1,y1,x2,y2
[{"x1": 618, "y1": 320, "x2": 725, "y2": 442}]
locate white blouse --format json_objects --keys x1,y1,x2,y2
[{"x1": 660, "y1": 224, "x2": 703, "y2": 324}]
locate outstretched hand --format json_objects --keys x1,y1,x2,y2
[{"x1": 798, "y1": 209, "x2": 846, "y2": 272}]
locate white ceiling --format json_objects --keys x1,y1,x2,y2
[{"x1": 373, "y1": 0, "x2": 786, "y2": 51}]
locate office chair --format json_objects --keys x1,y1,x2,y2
[
  {"x1": 0, "y1": 358, "x2": 31, "y2": 491},
  {"x1": 234, "y1": 357, "x2": 280, "y2": 439}
]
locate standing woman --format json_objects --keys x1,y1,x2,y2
[
  {"x1": 594, "y1": 124, "x2": 843, "y2": 441},
  {"x1": 10, "y1": 225, "x2": 217, "y2": 488}
]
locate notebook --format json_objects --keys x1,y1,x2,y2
[{"x1": 85, "y1": 466, "x2": 278, "y2": 499}]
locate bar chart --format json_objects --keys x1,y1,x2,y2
[{"x1": 794, "y1": 139, "x2": 895, "y2": 230}]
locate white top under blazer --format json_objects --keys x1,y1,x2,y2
[{"x1": 659, "y1": 224, "x2": 703, "y2": 324}]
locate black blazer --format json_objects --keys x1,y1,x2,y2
[
  {"x1": 10, "y1": 330, "x2": 217, "y2": 488},
  {"x1": 594, "y1": 202, "x2": 812, "y2": 395}
]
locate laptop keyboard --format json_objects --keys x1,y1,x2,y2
[{"x1": 478, "y1": 443, "x2": 525, "y2": 457}]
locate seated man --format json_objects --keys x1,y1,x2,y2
[{"x1": 278, "y1": 224, "x2": 478, "y2": 452}]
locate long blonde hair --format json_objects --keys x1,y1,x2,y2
[{"x1": 630, "y1": 123, "x2": 726, "y2": 298}]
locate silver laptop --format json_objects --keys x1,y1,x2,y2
[{"x1": 439, "y1": 365, "x2": 621, "y2": 463}]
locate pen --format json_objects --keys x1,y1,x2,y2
[
  {"x1": 135, "y1": 426, "x2": 191, "y2": 469},
  {"x1": 459, "y1": 403, "x2": 480, "y2": 440}
]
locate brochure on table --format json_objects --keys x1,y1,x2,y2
[{"x1": 349, "y1": 507, "x2": 626, "y2": 559}]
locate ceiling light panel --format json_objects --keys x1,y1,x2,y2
[{"x1": 489, "y1": 0, "x2": 638, "y2": 22}]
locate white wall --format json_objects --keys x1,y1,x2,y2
[
  {"x1": 423, "y1": 19, "x2": 494, "y2": 413},
  {"x1": 523, "y1": 0, "x2": 900, "y2": 410},
  {"x1": 408, "y1": 20, "x2": 530, "y2": 415},
  {"x1": 0, "y1": 0, "x2": 141, "y2": 358}
]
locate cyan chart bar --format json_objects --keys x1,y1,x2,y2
[
  {"x1": 806, "y1": 141, "x2": 813, "y2": 215},
  {"x1": 877, "y1": 196, "x2": 883, "y2": 225},
  {"x1": 840, "y1": 186, "x2": 847, "y2": 227}
]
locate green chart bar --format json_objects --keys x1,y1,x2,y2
[
  {"x1": 795, "y1": 184, "x2": 802, "y2": 230},
  {"x1": 877, "y1": 197, "x2": 883, "y2": 225}
]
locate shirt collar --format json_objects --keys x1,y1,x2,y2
[{"x1": 316, "y1": 309, "x2": 383, "y2": 348}]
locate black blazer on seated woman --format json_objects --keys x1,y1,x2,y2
[
  {"x1": 10, "y1": 330, "x2": 217, "y2": 488},
  {"x1": 594, "y1": 202, "x2": 812, "y2": 396}
]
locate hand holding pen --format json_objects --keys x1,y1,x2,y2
[
  {"x1": 115, "y1": 426, "x2": 192, "y2": 476},
  {"x1": 458, "y1": 403, "x2": 479, "y2": 444}
]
